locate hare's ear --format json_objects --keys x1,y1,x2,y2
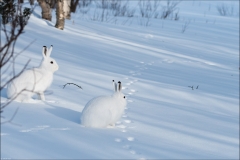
[
  {"x1": 112, "y1": 80, "x2": 117, "y2": 92},
  {"x1": 118, "y1": 81, "x2": 122, "y2": 92},
  {"x1": 47, "y1": 45, "x2": 53, "y2": 57},
  {"x1": 42, "y1": 46, "x2": 48, "y2": 59}
]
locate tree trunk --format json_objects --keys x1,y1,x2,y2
[
  {"x1": 50, "y1": 0, "x2": 56, "y2": 9},
  {"x1": 37, "y1": 0, "x2": 52, "y2": 21},
  {"x1": 29, "y1": 0, "x2": 35, "y2": 5},
  {"x1": 18, "y1": 0, "x2": 24, "y2": 3},
  {"x1": 55, "y1": 0, "x2": 65, "y2": 30},
  {"x1": 71, "y1": 0, "x2": 79, "y2": 13},
  {"x1": 63, "y1": 0, "x2": 71, "y2": 19}
]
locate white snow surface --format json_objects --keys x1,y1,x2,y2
[{"x1": 1, "y1": 1, "x2": 239, "y2": 159}]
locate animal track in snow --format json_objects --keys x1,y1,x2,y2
[
  {"x1": 122, "y1": 86, "x2": 127, "y2": 90},
  {"x1": 119, "y1": 60, "x2": 153, "y2": 158},
  {"x1": 127, "y1": 137, "x2": 135, "y2": 141},
  {"x1": 124, "y1": 120, "x2": 132, "y2": 124},
  {"x1": 114, "y1": 138, "x2": 122, "y2": 142},
  {"x1": 130, "y1": 89, "x2": 136, "y2": 92},
  {"x1": 122, "y1": 129, "x2": 127, "y2": 133}
]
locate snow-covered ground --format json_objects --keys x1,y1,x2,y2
[{"x1": 1, "y1": 1, "x2": 239, "y2": 159}]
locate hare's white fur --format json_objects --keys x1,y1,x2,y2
[
  {"x1": 81, "y1": 80, "x2": 127, "y2": 128},
  {"x1": 7, "y1": 45, "x2": 59, "y2": 103}
]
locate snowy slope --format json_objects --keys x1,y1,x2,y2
[{"x1": 1, "y1": 1, "x2": 239, "y2": 159}]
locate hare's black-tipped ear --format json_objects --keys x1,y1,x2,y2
[
  {"x1": 47, "y1": 45, "x2": 53, "y2": 57},
  {"x1": 118, "y1": 81, "x2": 122, "y2": 92},
  {"x1": 113, "y1": 80, "x2": 117, "y2": 92},
  {"x1": 42, "y1": 46, "x2": 48, "y2": 58}
]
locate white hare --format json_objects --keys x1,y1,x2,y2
[
  {"x1": 81, "y1": 80, "x2": 127, "y2": 128},
  {"x1": 7, "y1": 45, "x2": 59, "y2": 103}
]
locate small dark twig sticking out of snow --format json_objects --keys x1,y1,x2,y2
[
  {"x1": 63, "y1": 83, "x2": 82, "y2": 89},
  {"x1": 188, "y1": 86, "x2": 194, "y2": 90},
  {"x1": 188, "y1": 85, "x2": 199, "y2": 90}
]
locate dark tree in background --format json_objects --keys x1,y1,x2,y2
[
  {"x1": 70, "y1": 0, "x2": 79, "y2": 13},
  {"x1": 0, "y1": 1, "x2": 33, "y2": 121},
  {"x1": 29, "y1": 0, "x2": 35, "y2": 6},
  {"x1": 0, "y1": 0, "x2": 16, "y2": 24},
  {"x1": 50, "y1": 0, "x2": 56, "y2": 8},
  {"x1": 37, "y1": 0, "x2": 52, "y2": 21}
]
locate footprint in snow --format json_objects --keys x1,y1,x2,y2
[
  {"x1": 122, "y1": 86, "x2": 127, "y2": 90},
  {"x1": 130, "y1": 89, "x2": 136, "y2": 92},
  {"x1": 122, "y1": 129, "x2": 127, "y2": 133},
  {"x1": 114, "y1": 138, "x2": 122, "y2": 142},
  {"x1": 127, "y1": 137, "x2": 135, "y2": 142},
  {"x1": 124, "y1": 120, "x2": 132, "y2": 124}
]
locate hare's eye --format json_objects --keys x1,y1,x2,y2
[
  {"x1": 50, "y1": 61, "x2": 53, "y2": 64},
  {"x1": 123, "y1": 96, "x2": 125, "y2": 99}
]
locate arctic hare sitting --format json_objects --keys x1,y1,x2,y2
[
  {"x1": 7, "y1": 45, "x2": 59, "y2": 103},
  {"x1": 81, "y1": 80, "x2": 127, "y2": 128}
]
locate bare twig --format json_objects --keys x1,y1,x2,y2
[
  {"x1": 1, "y1": 107, "x2": 21, "y2": 126},
  {"x1": 63, "y1": 83, "x2": 83, "y2": 89},
  {"x1": 188, "y1": 86, "x2": 194, "y2": 90},
  {"x1": 0, "y1": 2, "x2": 34, "y2": 124},
  {"x1": 182, "y1": 20, "x2": 190, "y2": 33}
]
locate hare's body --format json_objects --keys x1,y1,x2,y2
[
  {"x1": 7, "y1": 45, "x2": 58, "y2": 102},
  {"x1": 7, "y1": 68, "x2": 53, "y2": 102},
  {"x1": 81, "y1": 81, "x2": 127, "y2": 128}
]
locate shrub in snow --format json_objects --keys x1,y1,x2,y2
[
  {"x1": 81, "y1": 80, "x2": 127, "y2": 128},
  {"x1": 7, "y1": 46, "x2": 59, "y2": 103}
]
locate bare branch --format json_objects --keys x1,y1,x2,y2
[
  {"x1": 63, "y1": 83, "x2": 83, "y2": 89},
  {"x1": 1, "y1": 107, "x2": 21, "y2": 126}
]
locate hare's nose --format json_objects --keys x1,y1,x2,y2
[{"x1": 55, "y1": 65, "x2": 59, "y2": 71}]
